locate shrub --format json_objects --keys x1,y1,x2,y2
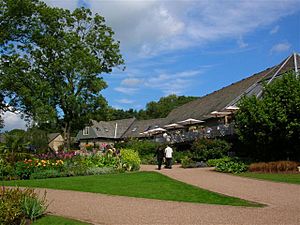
[
  {"x1": 215, "y1": 161, "x2": 248, "y2": 174},
  {"x1": 181, "y1": 156, "x2": 196, "y2": 168},
  {"x1": 249, "y1": 161, "x2": 299, "y2": 173},
  {"x1": 140, "y1": 154, "x2": 157, "y2": 165},
  {"x1": 116, "y1": 139, "x2": 160, "y2": 157},
  {"x1": 21, "y1": 191, "x2": 48, "y2": 220},
  {"x1": 120, "y1": 149, "x2": 141, "y2": 171},
  {"x1": 207, "y1": 157, "x2": 232, "y2": 167},
  {"x1": 191, "y1": 139, "x2": 231, "y2": 161},
  {"x1": 0, "y1": 187, "x2": 47, "y2": 224},
  {"x1": 30, "y1": 169, "x2": 61, "y2": 179},
  {"x1": 173, "y1": 151, "x2": 192, "y2": 163}
]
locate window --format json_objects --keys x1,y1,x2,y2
[{"x1": 83, "y1": 127, "x2": 89, "y2": 135}]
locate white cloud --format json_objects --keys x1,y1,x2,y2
[
  {"x1": 121, "y1": 78, "x2": 143, "y2": 87},
  {"x1": 270, "y1": 25, "x2": 280, "y2": 34},
  {"x1": 43, "y1": 0, "x2": 300, "y2": 57},
  {"x1": 270, "y1": 42, "x2": 291, "y2": 53},
  {"x1": 114, "y1": 87, "x2": 138, "y2": 94},
  {"x1": 117, "y1": 98, "x2": 134, "y2": 104},
  {"x1": 237, "y1": 37, "x2": 248, "y2": 48},
  {"x1": 145, "y1": 69, "x2": 203, "y2": 95},
  {"x1": 2, "y1": 112, "x2": 27, "y2": 132}
]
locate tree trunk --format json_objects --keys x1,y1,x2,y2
[{"x1": 63, "y1": 122, "x2": 71, "y2": 151}]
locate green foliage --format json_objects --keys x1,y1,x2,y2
[
  {"x1": 215, "y1": 161, "x2": 248, "y2": 174},
  {"x1": 116, "y1": 139, "x2": 160, "y2": 157},
  {"x1": 0, "y1": 130, "x2": 29, "y2": 154},
  {"x1": 120, "y1": 149, "x2": 141, "y2": 171},
  {"x1": 235, "y1": 72, "x2": 300, "y2": 161},
  {"x1": 21, "y1": 192, "x2": 48, "y2": 221},
  {"x1": 30, "y1": 169, "x2": 61, "y2": 179},
  {"x1": 181, "y1": 156, "x2": 196, "y2": 168},
  {"x1": 173, "y1": 151, "x2": 192, "y2": 163},
  {"x1": 191, "y1": 138, "x2": 231, "y2": 161},
  {"x1": 0, "y1": 1, "x2": 124, "y2": 148},
  {"x1": 137, "y1": 94, "x2": 198, "y2": 119},
  {"x1": 0, "y1": 187, "x2": 47, "y2": 224},
  {"x1": 140, "y1": 154, "x2": 157, "y2": 165},
  {"x1": 207, "y1": 157, "x2": 232, "y2": 167}
]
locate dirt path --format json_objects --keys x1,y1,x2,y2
[{"x1": 39, "y1": 165, "x2": 300, "y2": 225}]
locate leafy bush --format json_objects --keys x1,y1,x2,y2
[
  {"x1": 215, "y1": 161, "x2": 248, "y2": 174},
  {"x1": 140, "y1": 154, "x2": 157, "y2": 165},
  {"x1": 30, "y1": 169, "x2": 61, "y2": 179},
  {"x1": 207, "y1": 157, "x2": 232, "y2": 167},
  {"x1": 191, "y1": 139, "x2": 231, "y2": 161},
  {"x1": 173, "y1": 151, "x2": 192, "y2": 163},
  {"x1": 0, "y1": 187, "x2": 47, "y2": 224},
  {"x1": 21, "y1": 192, "x2": 48, "y2": 220},
  {"x1": 120, "y1": 149, "x2": 141, "y2": 171},
  {"x1": 249, "y1": 161, "x2": 299, "y2": 173},
  {"x1": 116, "y1": 139, "x2": 160, "y2": 157},
  {"x1": 181, "y1": 156, "x2": 196, "y2": 168}
]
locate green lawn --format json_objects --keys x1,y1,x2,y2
[
  {"x1": 2, "y1": 171, "x2": 261, "y2": 207},
  {"x1": 33, "y1": 215, "x2": 90, "y2": 225},
  {"x1": 238, "y1": 172, "x2": 300, "y2": 184}
]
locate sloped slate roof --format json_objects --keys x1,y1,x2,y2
[
  {"x1": 166, "y1": 53, "x2": 300, "y2": 122},
  {"x1": 48, "y1": 133, "x2": 61, "y2": 143},
  {"x1": 91, "y1": 118, "x2": 136, "y2": 139},
  {"x1": 122, "y1": 118, "x2": 169, "y2": 138}
]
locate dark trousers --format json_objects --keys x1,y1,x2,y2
[
  {"x1": 166, "y1": 158, "x2": 172, "y2": 169},
  {"x1": 157, "y1": 158, "x2": 163, "y2": 170}
]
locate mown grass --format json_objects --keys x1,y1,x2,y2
[
  {"x1": 33, "y1": 215, "x2": 90, "y2": 225},
  {"x1": 238, "y1": 172, "x2": 300, "y2": 184},
  {"x1": 3, "y1": 171, "x2": 262, "y2": 207}
]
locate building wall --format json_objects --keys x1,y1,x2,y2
[{"x1": 49, "y1": 135, "x2": 64, "y2": 151}]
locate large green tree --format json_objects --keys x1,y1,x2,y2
[
  {"x1": 138, "y1": 94, "x2": 198, "y2": 119},
  {"x1": 235, "y1": 72, "x2": 300, "y2": 161},
  {"x1": 0, "y1": 0, "x2": 124, "y2": 148}
]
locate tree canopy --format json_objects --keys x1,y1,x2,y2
[
  {"x1": 235, "y1": 72, "x2": 300, "y2": 161},
  {"x1": 0, "y1": 0, "x2": 124, "y2": 147}
]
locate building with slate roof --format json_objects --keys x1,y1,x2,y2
[
  {"x1": 76, "y1": 118, "x2": 136, "y2": 149},
  {"x1": 76, "y1": 53, "x2": 299, "y2": 146}
]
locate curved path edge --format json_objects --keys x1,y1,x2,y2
[{"x1": 21, "y1": 165, "x2": 300, "y2": 224}]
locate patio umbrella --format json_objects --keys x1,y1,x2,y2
[
  {"x1": 146, "y1": 127, "x2": 167, "y2": 135},
  {"x1": 210, "y1": 111, "x2": 232, "y2": 117},
  {"x1": 225, "y1": 106, "x2": 240, "y2": 111},
  {"x1": 177, "y1": 118, "x2": 204, "y2": 125},
  {"x1": 164, "y1": 123, "x2": 184, "y2": 129}
]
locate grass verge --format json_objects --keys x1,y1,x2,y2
[
  {"x1": 238, "y1": 172, "x2": 300, "y2": 184},
  {"x1": 2, "y1": 171, "x2": 262, "y2": 207},
  {"x1": 33, "y1": 215, "x2": 90, "y2": 225}
]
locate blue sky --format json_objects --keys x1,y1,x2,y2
[{"x1": 2, "y1": 0, "x2": 300, "y2": 131}]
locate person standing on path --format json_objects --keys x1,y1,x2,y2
[
  {"x1": 164, "y1": 145, "x2": 173, "y2": 169},
  {"x1": 154, "y1": 145, "x2": 164, "y2": 170}
]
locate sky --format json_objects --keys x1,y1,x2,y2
[{"x1": 2, "y1": 0, "x2": 300, "y2": 131}]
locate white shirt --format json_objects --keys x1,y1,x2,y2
[{"x1": 165, "y1": 146, "x2": 173, "y2": 158}]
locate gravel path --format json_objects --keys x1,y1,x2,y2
[{"x1": 39, "y1": 165, "x2": 300, "y2": 225}]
